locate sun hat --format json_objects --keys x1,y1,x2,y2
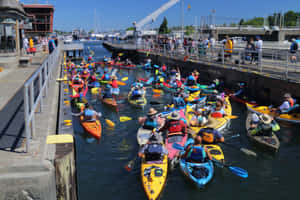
[
  {"x1": 147, "y1": 108, "x2": 158, "y2": 116},
  {"x1": 167, "y1": 111, "x2": 181, "y2": 120},
  {"x1": 259, "y1": 114, "x2": 272, "y2": 125},
  {"x1": 284, "y1": 93, "x2": 291, "y2": 98}
]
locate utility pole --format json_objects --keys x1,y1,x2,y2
[{"x1": 181, "y1": 0, "x2": 184, "y2": 41}]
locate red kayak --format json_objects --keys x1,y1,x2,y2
[{"x1": 225, "y1": 88, "x2": 258, "y2": 106}]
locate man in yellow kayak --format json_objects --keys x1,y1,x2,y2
[
  {"x1": 181, "y1": 136, "x2": 212, "y2": 163},
  {"x1": 139, "y1": 108, "x2": 165, "y2": 130},
  {"x1": 190, "y1": 108, "x2": 208, "y2": 127},
  {"x1": 271, "y1": 93, "x2": 296, "y2": 114},
  {"x1": 196, "y1": 121, "x2": 225, "y2": 144},
  {"x1": 138, "y1": 133, "x2": 168, "y2": 163}
]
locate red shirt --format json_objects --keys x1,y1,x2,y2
[{"x1": 111, "y1": 80, "x2": 118, "y2": 88}]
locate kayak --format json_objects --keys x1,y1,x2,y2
[
  {"x1": 99, "y1": 88, "x2": 118, "y2": 111},
  {"x1": 202, "y1": 144, "x2": 224, "y2": 163},
  {"x1": 80, "y1": 116, "x2": 102, "y2": 139},
  {"x1": 246, "y1": 103, "x2": 300, "y2": 124},
  {"x1": 165, "y1": 132, "x2": 188, "y2": 160},
  {"x1": 224, "y1": 89, "x2": 258, "y2": 106},
  {"x1": 186, "y1": 96, "x2": 232, "y2": 133},
  {"x1": 179, "y1": 139, "x2": 214, "y2": 188},
  {"x1": 141, "y1": 155, "x2": 168, "y2": 200},
  {"x1": 159, "y1": 82, "x2": 181, "y2": 93},
  {"x1": 245, "y1": 113, "x2": 280, "y2": 152},
  {"x1": 128, "y1": 89, "x2": 147, "y2": 108},
  {"x1": 184, "y1": 90, "x2": 201, "y2": 103},
  {"x1": 137, "y1": 121, "x2": 165, "y2": 146}
]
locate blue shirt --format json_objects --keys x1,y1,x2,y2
[{"x1": 48, "y1": 39, "x2": 56, "y2": 51}]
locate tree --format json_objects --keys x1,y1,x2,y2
[
  {"x1": 159, "y1": 17, "x2": 170, "y2": 34},
  {"x1": 239, "y1": 19, "x2": 244, "y2": 26},
  {"x1": 126, "y1": 27, "x2": 135, "y2": 31},
  {"x1": 185, "y1": 25, "x2": 195, "y2": 36}
]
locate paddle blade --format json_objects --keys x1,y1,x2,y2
[
  {"x1": 228, "y1": 115, "x2": 238, "y2": 119},
  {"x1": 105, "y1": 119, "x2": 115, "y2": 128},
  {"x1": 91, "y1": 87, "x2": 99, "y2": 94},
  {"x1": 229, "y1": 166, "x2": 248, "y2": 178},
  {"x1": 172, "y1": 143, "x2": 184, "y2": 151},
  {"x1": 240, "y1": 148, "x2": 257, "y2": 157},
  {"x1": 153, "y1": 93, "x2": 161, "y2": 98},
  {"x1": 120, "y1": 116, "x2": 132, "y2": 122},
  {"x1": 121, "y1": 77, "x2": 128, "y2": 81},
  {"x1": 117, "y1": 81, "x2": 126, "y2": 86},
  {"x1": 152, "y1": 89, "x2": 162, "y2": 93}
]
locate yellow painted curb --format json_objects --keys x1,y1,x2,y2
[{"x1": 47, "y1": 134, "x2": 73, "y2": 144}]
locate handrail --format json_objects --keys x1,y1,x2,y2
[{"x1": 23, "y1": 44, "x2": 62, "y2": 152}]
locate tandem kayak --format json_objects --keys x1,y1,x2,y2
[
  {"x1": 245, "y1": 113, "x2": 280, "y2": 152},
  {"x1": 179, "y1": 139, "x2": 214, "y2": 188},
  {"x1": 246, "y1": 103, "x2": 300, "y2": 124},
  {"x1": 165, "y1": 132, "x2": 188, "y2": 160},
  {"x1": 141, "y1": 155, "x2": 168, "y2": 200}
]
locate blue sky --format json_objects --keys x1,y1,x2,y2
[{"x1": 20, "y1": 0, "x2": 300, "y2": 31}]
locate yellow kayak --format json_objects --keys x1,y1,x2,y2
[
  {"x1": 184, "y1": 90, "x2": 201, "y2": 103},
  {"x1": 128, "y1": 89, "x2": 147, "y2": 108},
  {"x1": 141, "y1": 155, "x2": 168, "y2": 200},
  {"x1": 246, "y1": 103, "x2": 300, "y2": 124},
  {"x1": 186, "y1": 96, "x2": 232, "y2": 133},
  {"x1": 203, "y1": 144, "x2": 225, "y2": 163}
]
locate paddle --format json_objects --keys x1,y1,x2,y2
[
  {"x1": 125, "y1": 154, "x2": 141, "y2": 172},
  {"x1": 222, "y1": 142, "x2": 257, "y2": 157},
  {"x1": 152, "y1": 89, "x2": 162, "y2": 93},
  {"x1": 228, "y1": 115, "x2": 239, "y2": 119},
  {"x1": 172, "y1": 143, "x2": 248, "y2": 178},
  {"x1": 105, "y1": 119, "x2": 115, "y2": 128},
  {"x1": 117, "y1": 81, "x2": 126, "y2": 86},
  {"x1": 120, "y1": 116, "x2": 132, "y2": 122},
  {"x1": 121, "y1": 77, "x2": 128, "y2": 81}
]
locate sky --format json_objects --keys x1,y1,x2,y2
[{"x1": 20, "y1": 0, "x2": 300, "y2": 32}]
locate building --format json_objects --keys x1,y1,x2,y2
[
  {"x1": 22, "y1": 4, "x2": 54, "y2": 36},
  {"x1": 0, "y1": 0, "x2": 27, "y2": 63}
]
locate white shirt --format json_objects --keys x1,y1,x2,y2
[
  {"x1": 255, "y1": 40, "x2": 263, "y2": 52},
  {"x1": 279, "y1": 101, "x2": 290, "y2": 112}
]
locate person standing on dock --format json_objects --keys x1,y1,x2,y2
[
  {"x1": 48, "y1": 36, "x2": 56, "y2": 54},
  {"x1": 290, "y1": 38, "x2": 298, "y2": 63},
  {"x1": 224, "y1": 35, "x2": 233, "y2": 60},
  {"x1": 255, "y1": 36, "x2": 263, "y2": 65}
]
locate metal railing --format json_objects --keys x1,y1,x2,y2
[
  {"x1": 137, "y1": 42, "x2": 300, "y2": 81},
  {"x1": 23, "y1": 44, "x2": 61, "y2": 152}
]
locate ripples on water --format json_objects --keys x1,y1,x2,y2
[{"x1": 75, "y1": 41, "x2": 300, "y2": 200}]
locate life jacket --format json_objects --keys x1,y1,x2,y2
[
  {"x1": 174, "y1": 97, "x2": 185, "y2": 108},
  {"x1": 168, "y1": 120, "x2": 182, "y2": 133},
  {"x1": 103, "y1": 74, "x2": 110, "y2": 81},
  {"x1": 176, "y1": 80, "x2": 182, "y2": 88},
  {"x1": 162, "y1": 65, "x2": 167, "y2": 72},
  {"x1": 111, "y1": 80, "x2": 118, "y2": 88},
  {"x1": 132, "y1": 89, "x2": 141, "y2": 97},
  {"x1": 189, "y1": 146, "x2": 206, "y2": 162},
  {"x1": 211, "y1": 112, "x2": 223, "y2": 118},
  {"x1": 201, "y1": 128, "x2": 215, "y2": 143},
  {"x1": 288, "y1": 99, "x2": 294, "y2": 107},
  {"x1": 84, "y1": 109, "x2": 94, "y2": 121},
  {"x1": 145, "y1": 143, "x2": 163, "y2": 161},
  {"x1": 143, "y1": 117, "x2": 158, "y2": 130}
]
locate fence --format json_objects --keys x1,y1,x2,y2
[
  {"x1": 23, "y1": 44, "x2": 61, "y2": 152},
  {"x1": 128, "y1": 40, "x2": 300, "y2": 82}
]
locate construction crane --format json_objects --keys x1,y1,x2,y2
[{"x1": 133, "y1": 0, "x2": 180, "y2": 37}]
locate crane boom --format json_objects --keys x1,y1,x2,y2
[{"x1": 134, "y1": 0, "x2": 180, "y2": 31}]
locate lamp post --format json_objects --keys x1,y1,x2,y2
[{"x1": 181, "y1": 0, "x2": 184, "y2": 42}]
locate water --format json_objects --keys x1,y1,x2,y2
[{"x1": 76, "y1": 41, "x2": 300, "y2": 200}]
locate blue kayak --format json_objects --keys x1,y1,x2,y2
[{"x1": 179, "y1": 139, "x2": 214, "y2": 188}]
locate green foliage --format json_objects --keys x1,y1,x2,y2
[
  {"x1": 239, "y1": 19, "x2": 244, "y2": 26},
  {"x1": 159, "y1": 17, "x2": 170, "y2": 34},
  {"x1": 243, "y1": 17, "x2": 264, "y2": 26},
  {"x1": 185, "y1": 25, "x2": 195, "y2": 36},
  {"x1": 126, "y1": 27, "x2": 135, "y2": 31}
]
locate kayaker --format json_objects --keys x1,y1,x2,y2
[
  {"x1": 197, "y1": 121, "x2": 225, "y2": 144},
  {"x1": 72, "y1": 103, "x2": 102, "y2": 122},
  {"x1": 161, "y1": 64, "x2": 167, "y2": 73},
  {"x1": 249, "y1": 114, "x2": 280, "y2": 136},
  {"x1": 230, "y1": 82, "x2": 247, "y2": 99},
  {"x1": 271, "y1": 93, "x2": 296, "y2": 114},
  {"x1": 110, "y1": 76, "x2": 119, "y2": 96},
  {"x1": 159, "y1": 111, "x2": 187, "y2": 135},
  {"x1": 190, "y1": 109, "x2": 208, "y2": 127},
  {"x1": 181, "y1": 136, "x2": 212, "y2": 163},
  {"x1": 102, "y1": 85, "x2": 113, "y2": 99},
  {"x1": 87, "y1": 56, "x2": 93, "y2": 63},
  {"x1": 130, "y1": 86, "x2": 144, "y2": 100},
  {"x1": 101, "y1": 71, "x2": 110, "y2": 81},
  {"x1": 138, "y1": 133, "x2": 168, "y2": 162},
  {"x1": 185, "y1": 73, "x2": 196, "y2": 86},
  {"x1": 171, "y1": 93, "x2": 186, "y2": 109},
  {"x1": 210, "y1": 99, "x2": 226, "y2": 118},
  {"x1": 207, "y1": 78, "x2": 220, "y2": 89},
  {"x1": 131, "y1": 80, "x2": 144, "y2": 88},
  {"x1": 139, "y1": 108, "x2": 164, "y2": 130},
  {"x1": 103, "y1": 56, "x2": 108, "y2": 63}
]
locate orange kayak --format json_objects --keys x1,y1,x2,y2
[
  {"x1": 80, "y1": 116, "x2": 102, "y2": 139},
  {"x1": 102, "y1": 98, "x2": 118, "y2": 112}
]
